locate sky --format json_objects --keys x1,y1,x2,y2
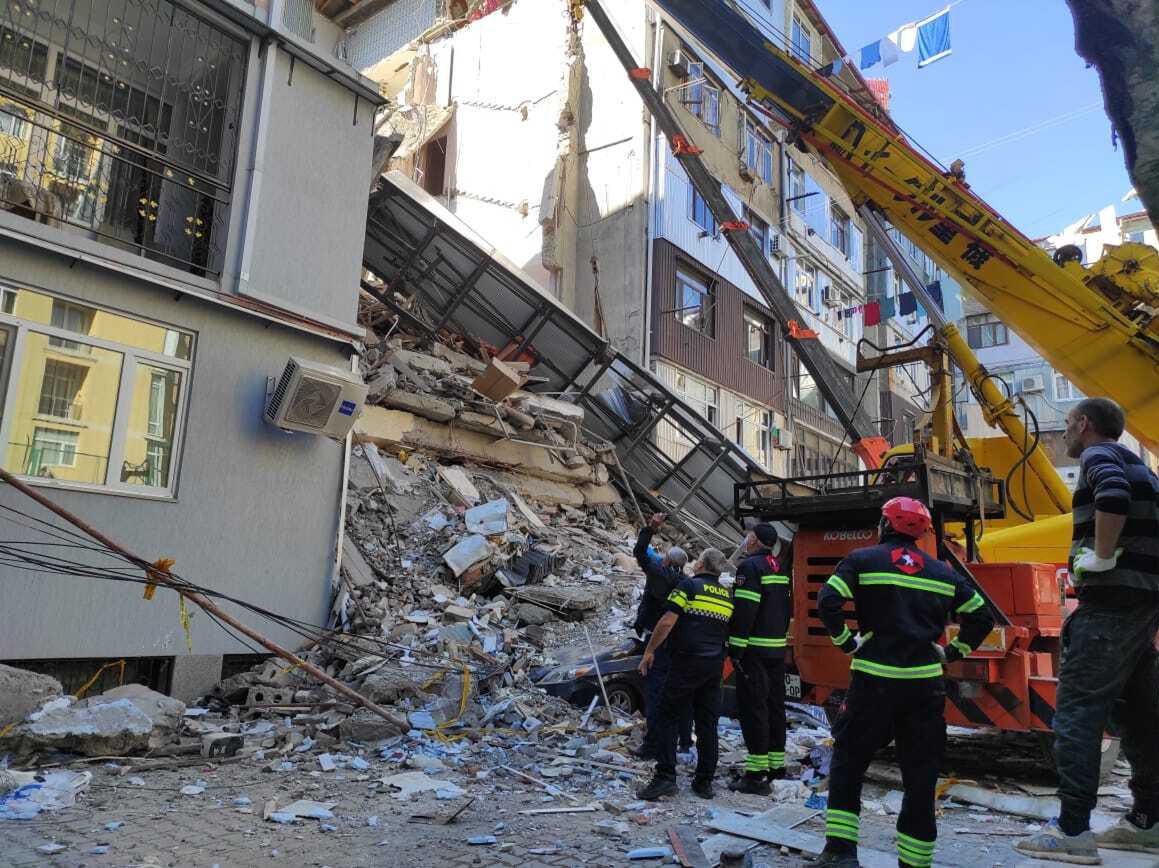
[{"x1": 816, "y1": 0, "x2": 1135, "y2": 237}]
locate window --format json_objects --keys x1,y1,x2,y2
[
  {"x1": 744, "y1": 309, "x2": 773, "y2": 369},
  {"x1": 1054, "y1": 373, "x2": 1082, "y2": 402},
  {"x1": 830, "y1": 207, "x2": 850, "y2": 257},
  {"x1": 736, "y1": 402, "x2": 774, "y2": 470},
  {"x1": 685, "y1": 62, "x2": 721, "y2": 136},
  {"x1": 0, "y1": 286, "x2": 192, "y2": 494},
  {"x1": 1126, "y1": 230, "x2": 1146, "y2": 244},
  {"x1": 744, "y1": 119, "x2": 774, "y2": 185},
  {"x1": 48, "y1": 299, "x2": 93, "y2": 352},
  {"x1": 28, "y1": 428, "x2": 78, "y2": 476},
  {"x1": 791, "y1": 17, "x2": 813, "y2": 64},
  {"x1": 678, "y1": 373, "x2": 719, "y2": 426},
  {"x1": 796, "y1": 261, "x2": 817, "y2": 310},
  {"x1": 965, "y1": 313, "x2": 1009, "y2": 348},
  {"x1": 745, "y1": 208, "x2": 768, "y2": 253},
  {"x1": 37, "y1": 360, "x2": 87, "y2": 420},
  {"x1": 787, "y1": 160, "x2": 806, "y2": 214},
  {"x1": 0, "y1": 102, "x2": 27, "y2": 139},
  {"x1": 689, "y1": 187, "x2": 717, "y2": 235},
  {"x1": 676, "y1": 268, "x2": 715, "y2": 337}
]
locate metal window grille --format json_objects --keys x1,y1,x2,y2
[
  {"x1": 0, "y1": 0, "x2": 248, "y2": 278},
  {"x1": 282, "y1": 0, "x2": 316, "y2": 43}
]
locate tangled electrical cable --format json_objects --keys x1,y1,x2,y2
[{"x1": 0, "y1": 500, "x2": 478, "y2": 677}]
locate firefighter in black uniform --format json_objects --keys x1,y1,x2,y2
[
  {"x1": 635, "y1": 548, "x2": 733, "y2": 801},
  {"x1": 814, "y1": 497, "x2": 994, "y2": 868},
  {"x1": 728, "y1": 522, "x2": 792, "y2": 795}
]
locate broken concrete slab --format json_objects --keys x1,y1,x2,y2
[
  {"x1": 512, "y1": 586, "x2": 602, "y2": 620},
  {"x1": 465, "y1": 499, "x2": 510, "y2": 535},
  {"x1": 388, "y1": 348, "x2": 453, "y2": 377},
  {"x1": 356, "y1": 407, "x2": 602, "y2": 486},
  {"x1": 339, "y1": 709, "x2": 407, "y2": 743},
  {"x1": 0, "y1": 663, "x2": 62, "y2": 728},
  {"x1": 379, "y1": 389, "x2": 459, "y2": 422},
  {"x1": 10, "y1": 684, "x2": 185, "y2": 757},
  {"x1": 342, "y1": 538, "x2": 379, "y2": 588},
  {"x1": 359, "y1": 667, "x2": 428, "y2": 705},
  {"x1": 437, "y1": 465, "x2": 481, "y2": 506},
  {"x1": 365, "y1": 365, "x2": 398, "y2": 403},
  {"x1": 514, "y1": 603, "x2": 556, "y2": 626}
]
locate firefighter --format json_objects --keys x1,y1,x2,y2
[
  {"x1": 635, "y1": 548, "x2": 733, "y2": 801},
  {"x1": 813, "y1": 497, "x2": 994, "y2": 868},
  {"x1": 630, "y1": 512, "x2": 693, "y2": 761},
  {"x1": 728, "y1": 522, "x2": 791, "y2": 795}
]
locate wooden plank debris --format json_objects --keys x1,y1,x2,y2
[
  {"x1": 700, "y1": 805, "x2": 818, "y2": 866},
  {"x1": 668, "y1": 824, "x2": 709, "y2": 868}
]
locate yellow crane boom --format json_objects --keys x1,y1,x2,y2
[{"x1": 651, "y1": 0, "x2": 1159, "y2": 457}]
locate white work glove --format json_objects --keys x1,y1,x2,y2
[
  {"x1": 1071, "y1": 547, "x2": 1123, "y2": 583},
  {"x1": 931, "y1": 643, "x2": 948, "y2": 664}
]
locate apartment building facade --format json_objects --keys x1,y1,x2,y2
[
  {"x1": 357, "y1": 0, "x2": 903, "y2": 479},
  {"x1": 954, "y1": 203, "x2": 1154, "y2": 486},
  {"x1": 0, "y1": 0, "x2": 381, "y2": 696}
]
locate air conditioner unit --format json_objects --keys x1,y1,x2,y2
[
  {"x1": 1019, "y1": 374, "x2": 1045, "y2": 394},
  {"x1": 668, "y1": 48, "x2": 692, "y2": 77},
  {"x1": 774, "y1": 427, "x2": 794, "y2": 450},
  {"x1": 265, "y1": 357, "x2": 368, "y2": 440},
  {"x1": 821, "y1": 285, "x2": 840, "y2": 308}
]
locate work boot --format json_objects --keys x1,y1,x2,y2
[
  {"x1": 728, "y1": 773, "x2": 772, "y2": 796},
  {"x1": 1096, "y1": 813, "x2": 1159, "y2": 853},
  {"x1": 1014, "y1": 820, "x2": 1102, "y2": 865},
  {"x1": 636, "y1": 774, "x2": 678, "y2": 801},
  {"x1": 691, "y1": 776, "x2": 715, "y2": 799},
  {"x1": 810, "y1": 847, "x2": 859, "y2": 867},
  {"x1": 766, "y1": 767, "x2": 787, "y2": 782}
]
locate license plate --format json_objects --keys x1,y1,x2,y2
[{"x1": 785, "y1": 674, "x2": 802, "y2": 699}]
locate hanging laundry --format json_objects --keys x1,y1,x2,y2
[
  {"x1": 819, "y1": 57, "x2": 844, "y2": 77},
  {"x1": 917, "y1": 7, "x2": 952, "y2": 68},
  {"x1": 880, "y1": 296, "x2": 897, "y2": 318},
  {"x1": 899, "y1": 291, "x2": 917, "y2": 316},
  {"x1": 888, "y1": 22, "x2": 918, "y2": 53},
  {"x1": 858, "y1": 41, "x2": 882, "y2": 70},
  {"x1": 880, "y1": 37, "x2": 900, "y2": 68},
  {"x1": 864, "y1": 301, "x2": 882, "y2": 326},
  {"x1": 926, "y1": 280, "x2": 944, "y2": 311}
]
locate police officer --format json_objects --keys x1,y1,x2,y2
[
  {"x1": 728, "y1": 522, "x2": 791, "y2": 795},
  {"x1": 630, "y1": 512, "x2": 693, "y2": 760},
  {"x1": 636, "y1": 548, "x2": 733, "y2": 801},
  {"x1": 814, "y1": 497, "x2": 994, "y2": 868}
]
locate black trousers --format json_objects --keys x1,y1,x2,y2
[
  {"x1": 735, "y1": 656, "x2": 787, "y2": 773},
  {"x1": 825, "y1": 673, "x2": 945, "y2": 868},
  {"x1": 654, "y1": 652, "x2": 723, "y2": 781},
  {"x1": 642, "y1": 644, "x2": 693, "y2": 752},
  {"x1": 1054, "y1": 599, "x2": 1159, "y2": 830}
]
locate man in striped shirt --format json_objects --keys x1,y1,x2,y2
[{"x1": 1017, "y1": 398, "x2": 1159, "y2": 865}]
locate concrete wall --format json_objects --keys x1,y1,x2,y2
[
  {"x1": 236, "y1": 49, "x2": 373, "y2": 329},
  {"x1": 0, "y1": 238, "x2": 349, "y2": 660}
]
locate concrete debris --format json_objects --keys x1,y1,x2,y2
[
  {"x1": 1, "y1": 686, "x2": 184, "y2": 758},
  {"x1": 0, "y1": 664, "x2": 63, "y2": 729}
]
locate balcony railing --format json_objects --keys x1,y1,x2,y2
[{"x1": 0, "y1": 0, "x2": 247, "y2": 279}]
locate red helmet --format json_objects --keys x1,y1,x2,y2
[{"x1": 881, "y1": 497, "x2": 932, "y2": 538}]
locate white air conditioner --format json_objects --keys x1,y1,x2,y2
[
  {"x1": 774, "y1": 427, "x2": 794, "y2": 450},
  {"x1": 769, "y1": 231, "x2": 784, "y2": 257},
  {"x1": 668, "y1": 48, "x2": 692, "y2": 77},
  {"x1": 1019, "y1": 374, "x2": 1045, "y2": 394},
  {"x1": 821, "y1": 285, "x2": 840, "y2": 308},
  {"x1": 265, "y1": 357, "x2": 368, "y2": 440}
]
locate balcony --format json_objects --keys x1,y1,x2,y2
[{"x1": 0, "y1": 0, "x2": 247, "y2": 279}]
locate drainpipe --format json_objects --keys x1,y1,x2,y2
[
  {"x1": 235, "y1": 1, "x2": 282, "y2": 296},
  {"x1": 642, "y1": 13, "x2": 663, "y2": 371}
]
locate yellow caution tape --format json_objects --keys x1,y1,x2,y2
[
  {"x1": 143, "y1": 557, "x2": 175, "y2": 601},
  {"x1": 74, "y1": 659, "x2": 126, "y2": 700},
  {"x1": 178, "y1": 595, "x2": 193, "y2": 654}
]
